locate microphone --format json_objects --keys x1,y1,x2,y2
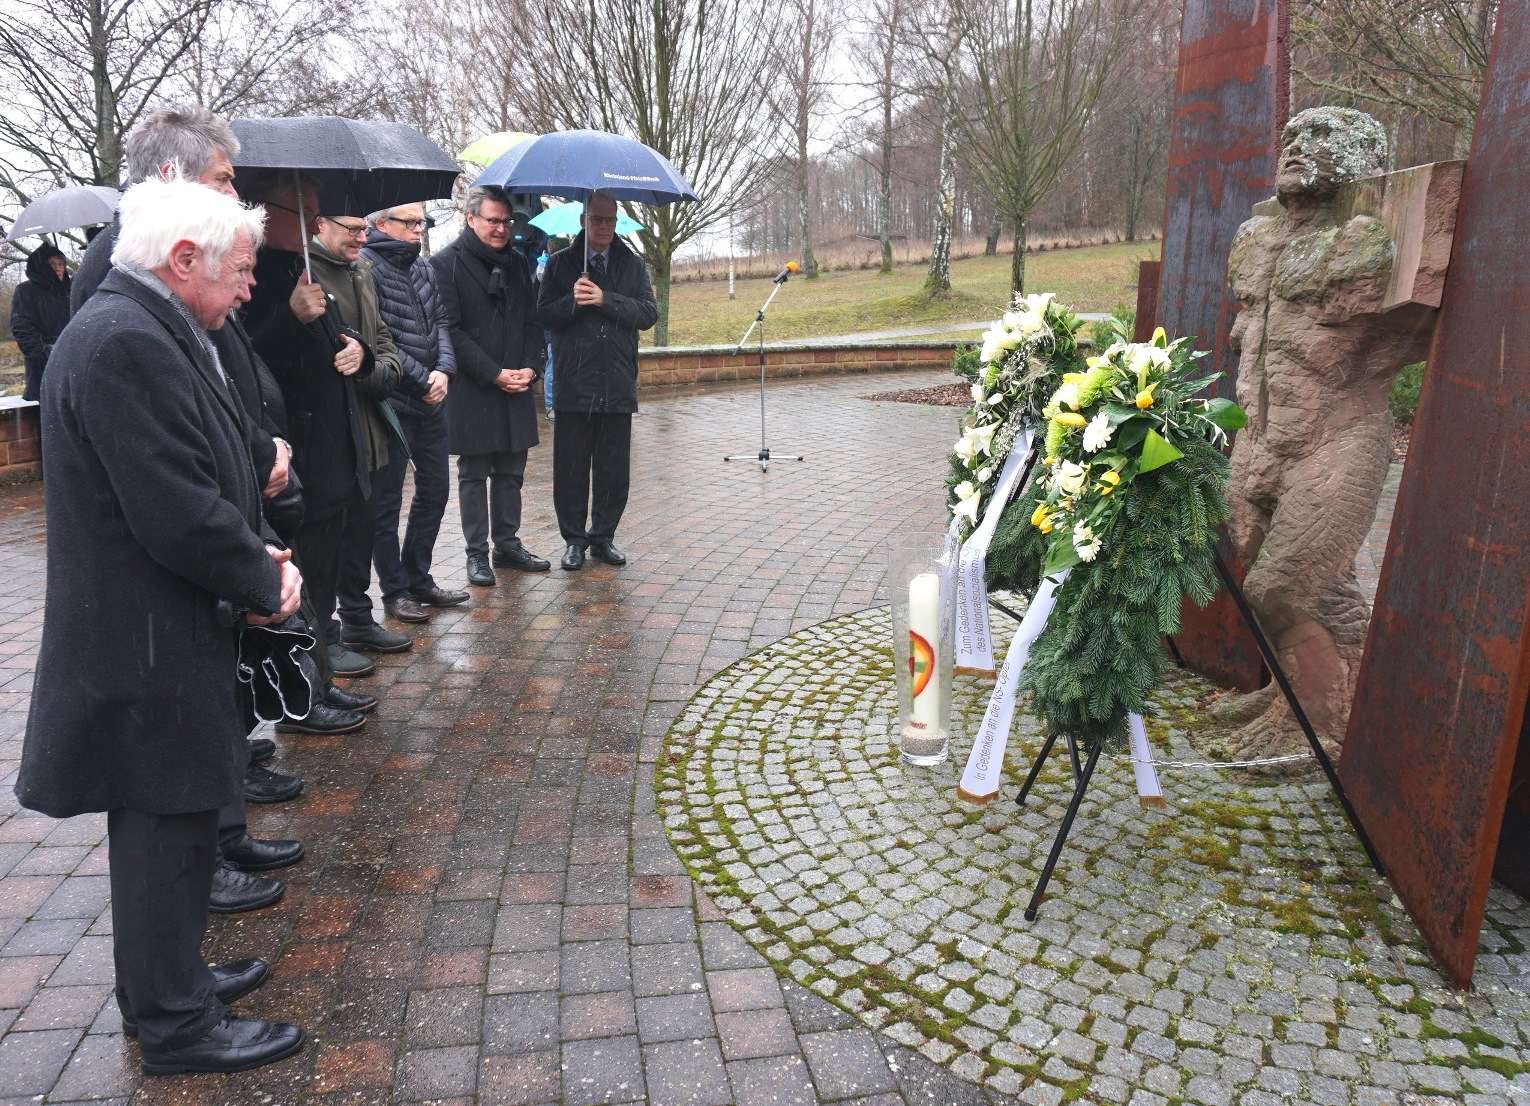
[{"x1": 772, "y1": 261, "x2": 799, "y2": 284}]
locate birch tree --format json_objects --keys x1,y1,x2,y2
[{"x1": 771, "y1": 0, "x2": 843, "y2": 278}]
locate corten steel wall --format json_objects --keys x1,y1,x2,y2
[
  {"x1": 1339, "y1": 5, "x2": 1529, "y2": 990},
  {"x1": 1155, "y1": 0, "x2": 1284, "y2": 690}
]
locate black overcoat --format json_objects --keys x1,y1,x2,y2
[
  {"x1": 15, "y1": 270, "x2": 283, "y2": 819},
  {"x1": 431, "y1": 232, "x2": 542, "y2": 457},
  {"x1": 537, "y1": 232, "x2": 657, "y2": 416}
]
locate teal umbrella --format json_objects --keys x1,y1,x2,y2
[{"x1": 531, "y1": 201, "x2": 643, "y2": 238}]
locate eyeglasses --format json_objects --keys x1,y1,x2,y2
[
  {"x1": 586, "y1": 216, "x2": 618, "y2": 227},
  {"x1": 473, "y1": 215, "x2": 513, "y2": 229},
  {"x1": 324, "y1": 218, "x2": 368, "y2": 238},
  {"x1": 385, "y1": 216, "x2": 428, "y2": 231}
]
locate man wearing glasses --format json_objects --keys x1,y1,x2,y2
[
  {"x1": 243, "y1": 189, "x2": 409, "y2": 684},
  {"x1": 361, "y1": 204, "x2": 468, "y2": 622},
  {"x1": 538, "y1": 193, "x2": 658, "y2": 570}
]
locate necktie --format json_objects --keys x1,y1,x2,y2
[{"x1": 590, "y1": 253, "x2": 607, "y2": 280}]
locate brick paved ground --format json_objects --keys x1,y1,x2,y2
[
  {"x1": 1, "y1": 370, "x2": 1515, "y2": 1106},
  {"x1": 0, "y1": 370, "x2": 1023, "y2": 1105}
]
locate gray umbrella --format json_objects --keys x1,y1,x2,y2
[{"x1": 5, "y1": 185, "x2": 119, "y2": 242}]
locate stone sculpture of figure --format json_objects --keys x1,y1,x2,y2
[{"x1": 1213, "y1": 107, "x2": 1437, "y2": 764}]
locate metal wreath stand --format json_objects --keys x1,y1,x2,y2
[{"x1": 982, "y1": 440, "x2": 1387, "y2": 921}]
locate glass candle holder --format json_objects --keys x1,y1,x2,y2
[{"x1": 889, "y1": 528, "x2": 958, "y2": 765}]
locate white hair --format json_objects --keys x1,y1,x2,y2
[{"x1": 112, "y1": 177, "x2": 266, "y2": 276}]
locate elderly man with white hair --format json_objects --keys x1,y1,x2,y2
[{"x1": 13, "y1": 177, "x2": 307, "y2": 1076}]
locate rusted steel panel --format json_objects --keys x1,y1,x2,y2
[
  {"x1": 1131, "y1": 260, "x2": 1161, "y2": 342},
  {"x1": 1340, "y1": 4, "x2": 1529, "y2": 988},
  {"x1": 1157, "y1": 0, "x2": 1283, "y2": 690}
]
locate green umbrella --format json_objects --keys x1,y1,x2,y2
[
  {"x1": 531, "y1": 201, "x2": 644, "y2": 238},
  {"x1": 458, "y1": 130, "x2": 536, "y2": 167}
]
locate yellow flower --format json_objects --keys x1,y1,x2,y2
[
  {"x1": 1151, "y1": 326, "x2": 1168, "y2": 348},
  {"x1": 1135, "y1": 385, "x2": 1157, "y2": 409},
  {"x1": 1053, "y1": 411, "x2": 1086, "y2": 428},
  {"x1": 1100, "y1": 471, "x2": 1121, "y2": 486},
  {"x1": 1043, "y1": 455, "x2": 1058, "y2": 467},
  {"x1": 1030, "y1": 502, "x2": 1050, "y2": 527},
  {"x1": 1039, "y1": 519, "x2": 1055, "y2": 534}
]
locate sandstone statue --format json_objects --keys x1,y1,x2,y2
[{"x1": 1211, "y1": 106, "x2": 1454, "y2": 765}]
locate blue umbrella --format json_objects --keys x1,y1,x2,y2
[
  {"x1": 531, "y1": 201, "x2": 644, "y2": 238},
  {"x1": 474, "y1": 130, "x2": 698, "y2": 206}
]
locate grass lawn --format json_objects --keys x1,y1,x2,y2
[{"x1": 659, "y1": 240, "x2": 1160, "y2": 347}]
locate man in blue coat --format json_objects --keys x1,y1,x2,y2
[{"x1": 15, "y1": 179, "x2": 305, "y2": 1074}]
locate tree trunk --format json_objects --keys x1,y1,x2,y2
[
  {"x1": 1010, "y1": 217, "x2": 1027, "y2": 295},
  {"x1": 650, "y1": 250, "x2": 673, "y2": 346},
  {"x1": 924, "y1": 94, "x2": 956, "y2": 296},
  {"x1": 89, "y1": 0, "x2": 120, "y2": 186},
  {"x1": 797, "y1": 119, "x2": 818, "y2": 278},
  {"x1": 984, "y1": 219, "x2": 1001, "y2": 256},
  {"x1": 879, "y1": 79, "x2": 894, "y2": 274}
]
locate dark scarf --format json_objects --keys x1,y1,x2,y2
[{"x1": 458, "y1": 226, "x2": 524, "y2": 301}]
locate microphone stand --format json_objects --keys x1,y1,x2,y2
[{"x1": 724, "y1": 272, "x2": 804, "y2": 472}]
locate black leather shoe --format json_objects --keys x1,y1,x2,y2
[
  {"x1": 324, "y1": 684, "x2": 376, "y2": 714},
  {"x1": 384, "y1": 596, "x2": 429, "y2": 623},
  {"x1": 340, "y1": 620, "x2": 412, "y2": 654},
  {"x1": 247, "y1": 737, "x2": 276, "y2": 764},
  {"x1": 560, "y1": 544, "x2": 585, "y2": 571},
  {"x1": 327, "y1": 643, "x2": 376, "y2": 678},
  {"x1": 222, "y1": 833, "x2": 304, "y2": 873},
  {"x1": 275, "y1": 701, "x2": 364, "y2": 735},
  {"x1": 589, "y1": 540, "x2": 627, "y2": 566},
  {"x1": 494, "y1": 546, "x2": 552, "y2": 572},
  {"x1": 122, "y1": 958, "x2": 271, "y2": 1037},
  {"x1": 140, "y1": 1014, "x2": 304, "y2": 1076},
  {"x1": 466, "y1": 552, "x2": 495, "y2": 586},
  {"x1": 244, "y1": 763, "x2": 303, "y2": 804},
  {"x1": 209, "y1": 861, "x2": 284, "y2": 913},
  {"x1": 411, "y1": 585, "x2": 470, "y2": 606}
]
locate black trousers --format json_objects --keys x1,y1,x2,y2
[
  {"x1": 295, "y1": 484, "x2": 375, "y2": 633},
  {"x1": 458, "y1": 449, "x2": 528, "y2": 556},
  {"x1": 374, "y1": 411, "x2": 451, "y2": 600},
  {"x1": 110, "y1": 807, "x2": 225, "y2": 1051},
  {"x1": 552, "y1": 411, "x2": 631, "y2": 547}
]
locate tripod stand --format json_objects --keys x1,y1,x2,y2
[{"x1": 724, "y1": 272, "x2": 803, "y2": 472}]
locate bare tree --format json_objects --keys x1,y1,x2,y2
[
  {"x1": 948, "y1": 0, "x2": 1147, "y2": 293},
  {"x1": 0, "y1": 0, "x2": 216, "y2": 209},
  {"x1": 506, "y1": 0, "x2": 781, "y2": 345},
  {"x1": 1294, "y1": 0, "x2": 1495, "y2": 153},
  {"x1": 850, "y1": 0, "x2": 910, "y2": 273},
  {"x1": 770, "y1": 0, "x2": 843, "y2": 278}
]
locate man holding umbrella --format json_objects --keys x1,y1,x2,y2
[{"x1": 537, "y1": 193, "x2": 657, "y2": 570}]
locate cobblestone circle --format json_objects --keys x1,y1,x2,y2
[{"x1": 659, "y1": 602, "x2": 1530, "y2": 1105}]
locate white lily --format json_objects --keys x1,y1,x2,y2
[
  {"x1": 954, "y1": 433, "x2": 982, "y2": 463},
  {"x1": 970, "y1": 382, "x2": 986, "y2": 405},
  {"x1": 979, "y1": 322, "x2": 1020, "y2": 363},
  {"x1": 968, "y1": 422, "x2": 998, "y2": 455},
  {"x1": 1055, "y1": 460, "x2": 1087, "y2": 496},
  {"x1": 952, "y1": 481, "x2": 982, "y2": 524},
  {"x1": 1082, "y1": 411, "x2": 1114, "y2": 453},
  {"x1": 1053, "y1": 381, "x2": 1081, "y2": 411}
]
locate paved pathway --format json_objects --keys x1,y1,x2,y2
[{"x1": 0, "y1": 370, "x2": 1014, "y2": 1105}]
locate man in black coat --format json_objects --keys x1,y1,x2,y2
[
  {"x1": 361, "y1": 203, "x2": 468, "y2": 619},
  {"x1": 11, "y1": 243, "x2": 71, "y2": 401},
  {"x1": 15, "y1": 178, "x2": 305, "y2": 1074},
  {"x1": 433, "y1": 186, "x2": 551, "y2": 585},
  {"x1": 537, "y1": 193, "x2": 658, "y2": 570}
]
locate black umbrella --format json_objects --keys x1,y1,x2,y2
[
  {"x1": 229, "y1": 116, "x2": 460, "y2": 274},
  {"x1": 5, "y1": 185, "x2": 119, "y2": 242}
]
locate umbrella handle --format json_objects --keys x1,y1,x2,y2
[{"x1": 295, "y1": 170, "x2": 313, "y2": 282}]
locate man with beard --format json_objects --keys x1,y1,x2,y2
[
  {"x1": 361, "y1": 203, "x2": 468, "y2": 621},
  {"x1": 431, "y1": 186, "x2": 549, "y2": 585}
]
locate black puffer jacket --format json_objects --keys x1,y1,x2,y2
[
  {"x1": 12, "y1": 244, "x2": 72, "y2": 401},
  {"x1": 360, "y1": 229, "x2": 455, "y2": 419},
  {"x1": 537, "y1": 233, "x2": 657, "y2": 415}
]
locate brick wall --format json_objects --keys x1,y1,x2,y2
[
  {"x1": 638, "y1": 340, "x2": 963, "y2": 388},
  {"x1": 0, "y1": 401, "x2": 39, "y2": 484}
]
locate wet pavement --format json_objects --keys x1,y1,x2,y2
[{"x1": 0, "y1": 370, "x2": 1009, "y2": 1105}]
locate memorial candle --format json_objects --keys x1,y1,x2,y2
[{"x1": 907, "y1": 571, "x2": 941, "y2": 728}]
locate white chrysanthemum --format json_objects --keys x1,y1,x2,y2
[
  {"x1": 1074, "y1": 520, "x2": 1101, "y2": 561},
  {"x1": 1055, "y1": 460, "x2": 1087, "y2": 496},
  {"x1": 1082, "y1": 411, "x2": 1114, "y2": 453}
]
